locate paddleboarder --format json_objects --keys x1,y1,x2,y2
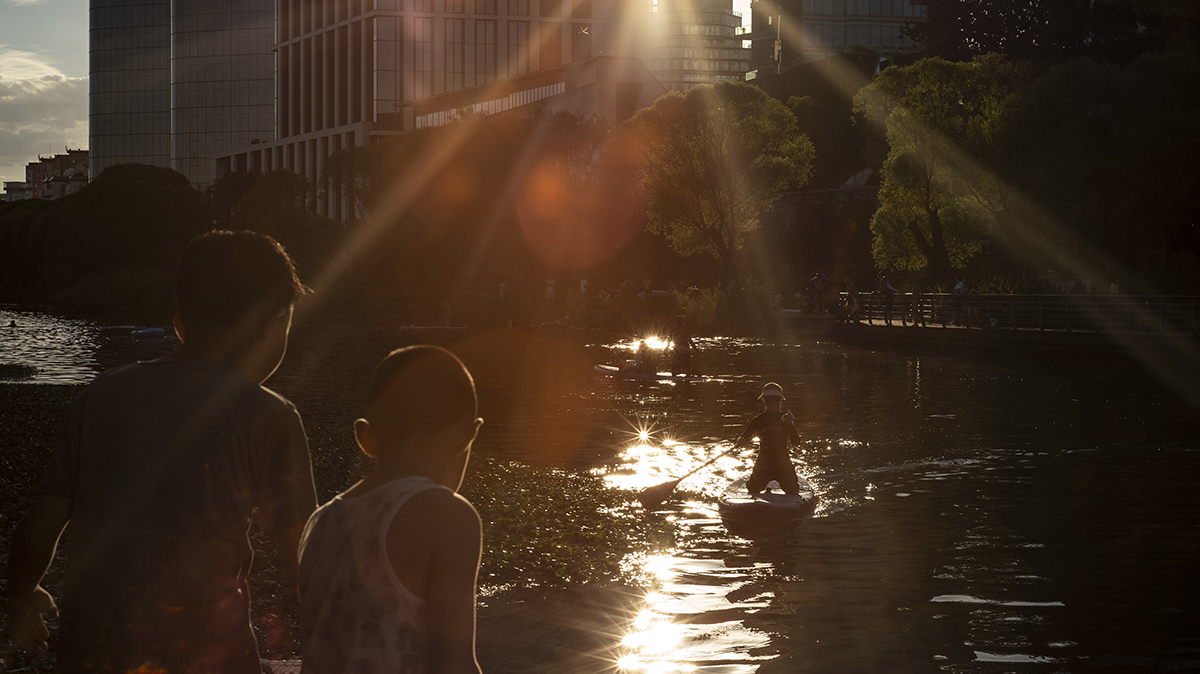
[{"x1": 735, "y1": 382, "x2": 802, "y2": 495}]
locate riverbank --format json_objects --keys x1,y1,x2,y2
[{"x1": 0, "y1": 382, "x2": 656, "y2": 672}]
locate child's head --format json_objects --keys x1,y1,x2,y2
[
  {"x1": 758, "y1": 382, "x2": 785, "y2": 411},
  {"x1": 176, "y1": 230, "x2": 307, "y2": 329},
  {"x1": 359, "y1": 345, "x2": 481, "y2": 487},
  {"x1": 175, "y1": 231, "x2": 307, "y2": 381}
]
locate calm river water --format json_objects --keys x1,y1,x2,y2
[{"x1": 3, "y1": 305, "x2": 1199, "y2": 673}]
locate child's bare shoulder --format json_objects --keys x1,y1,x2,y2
[{"x1": 400, "y1": 489, "x2": 481, "y2": 536}]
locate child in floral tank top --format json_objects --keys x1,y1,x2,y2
[{"x1": 299, "y1": 346, "x2": 484, "y2": 674}]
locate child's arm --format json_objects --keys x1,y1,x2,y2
[
  {"x1": 425, "y1": 492, "x2": 483, "y2": 674},
  {"x1": 5, "y1": 494, "x2": 71, "y2": 654}
]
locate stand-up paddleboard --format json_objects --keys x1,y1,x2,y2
[
  {"x1": 594, "y1": 364, "x2": 707, "y2": 383},
  {"x1": 717, "y1": 476, "x2": 817, "y2": 538}
]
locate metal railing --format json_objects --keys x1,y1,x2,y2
[{"x1": 834, "y1": 293, "x2": 1200, "y2": 336}]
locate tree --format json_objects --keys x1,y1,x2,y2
[
  {"x1": 788, "y1": 96, "x2": 868, "y2": 188},
  {"x1": 997, "y1": 50, "x2": 1200, "y2": 292},
  {"x1": 205, "y1": 170, "x2": 263, "y2": 228},
  {"x1": 618, "y1": 81, "x2": 814, "y2": 280},
  {"x1": 231, "y1": 169, "x2": 342, "y2": 283},
  {"x1": 854, "y1": 55, "x2": 1030, "y2": 285},
  {"x1": 905, "y1": 0, "x2": 1200, "y2": 63}
]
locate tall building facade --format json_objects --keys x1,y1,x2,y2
[
  {"x1": 216, "y1": 0, "x2": 667, "y2": 219},
  {"x1": 645, "y1": 0, "x2": 749, "y2": 93},
  {"x1": 170, "y1": 1, "x2": 277, "y2": 186},
  {"x1": 89, "y1": 0, "x2": 172, "y2": 181},
  {"x1": 89, "y1": 0, "x2": 277, "y2": 187},
  {"x1": 749, "y1": 0, "x2": 925, "y2": 74}
]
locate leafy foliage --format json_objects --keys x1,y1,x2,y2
[
  {"x1": 788, "y1": 95, "x2": 868, "y2": 188},
  {"x1": 0, "y1": 164, "x2": 209, "y2": 317},
  {"x1": 619, "y1": 81, "x2": 814, "y2": 279},
  {"x1": 905, "y1": 0, "x2": 1200, "y2": 63},
  {"x1": 206, "y1": 170, "x2": 263, "y2": 228},
  {"x1": 855, "y1": 55, "x2": 1030, "y2": 283},
  {"x1": 997, "y1": 50, "x2": 1200, "y2": 292}
]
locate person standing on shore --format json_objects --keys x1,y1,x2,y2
[
  {"x1": 299, "y1": 345, "x2": 484, "y2": 674},
  {"x1": 878, "y1": 274, "x2": 899, "y2": 326},
  {"x1": 5, "y1": 231, "x2": 317, "y2": 671}
]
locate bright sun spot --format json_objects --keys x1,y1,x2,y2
[
  {"x1": 621, "y1": 618, "x2": 684, "y2": 654},
  {"x1": 643, "y1": 555, "x2": 676, "y2": 582}
]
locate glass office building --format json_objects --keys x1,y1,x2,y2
[
  {"x1": 170, "y1": 0, "x2": 276, "y2": 187},
  {"x1": 89, "y1": 0, "x2": 172, "y2": 180},
  {"x1": 646, "y1": 0, "x2": 750, "y2": 92},
  {"x1": 749, "y1": 0, "x2": 925, "y2": 72}
]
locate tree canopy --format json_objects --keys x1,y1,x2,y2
[
  {"x1": 618, "y1": 81, "x2": 815, "y2": 280},
  {"x1": 854, "y1": 55, "x2": 1030, "y2": 285},
  {"x1": 905, "y1": 0, "x2": 1200, "y2": 63},
  {"x1": 0, "y1": 163, "x2": 210, "y2": 315}
]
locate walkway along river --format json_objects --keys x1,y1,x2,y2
[{"x1": 2, "y1": 305, "x2": 1199, "y2": 672}]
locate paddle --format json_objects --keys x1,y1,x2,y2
[{"x1": 637, "y1": 442, "x2": 745, "y2": 510}]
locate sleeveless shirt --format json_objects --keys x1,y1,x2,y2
[{"x1": 298, "y1": 476, "x2": 447, "y2": 674}]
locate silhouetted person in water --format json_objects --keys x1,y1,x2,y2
[{"x1": 735, "y1": 383, "x2": 803, "y2": 495}]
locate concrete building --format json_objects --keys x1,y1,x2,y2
[
  {"x1": 170, "y1": 1, "x2": 277, "y2": 186},
  {"x1": 25, "y1": 157, "x2": 56, "y2": 200},
  {"x1": 89, "y1": 0, "x2": 172, "y2": 180},
  {"x1": 215, "y1": 0, "x2": 666, "y2": 219},
  {"x1": 645, "y1": 0, "x2": 750, "y2": 92},
  {"x1": 748, "y1": 0, "x2": 925, "y2": 75},
  {"x1": 24, "y1": 150, "x2": 90, "y2": 200},
  {"x1": 2, "y1": 182, "x2": 29, "y2": 202}
]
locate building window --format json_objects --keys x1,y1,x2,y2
[
  {"x1": 414, "y1": 17, "x2": 434, "y2": 98},
  {"x1": 447, "y1": 0, "x2": 466, "y2": 12},
  {"x1": 476, "y1": 19, "x2": 497, "y2": 84},
  {"x1": 539, "y1": 21, "x2": 562, "y2": 68},
  {"x1": 445, "y1": 18, "x2": 465, "y2": 91},
  {"x1": 507, "y1": 0, "x2": 529, "y2": 16},
  {"x1": 475, "y1": 0, "x2": 497, "y2": 12},
  {"x1": 507, "y1": 21, "x2": 528, "y2": 76}
]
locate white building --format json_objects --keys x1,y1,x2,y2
[{"x1": 215, "y1": 0, "x2": 666, "y2": 219}]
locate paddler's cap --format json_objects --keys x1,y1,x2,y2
[{"x1": 758, "y1": 382, "x2": 785, "y2": 400}]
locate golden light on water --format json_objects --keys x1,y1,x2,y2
[{"x1": 619, "y1": 337, "x2": 670, "y2": 352}]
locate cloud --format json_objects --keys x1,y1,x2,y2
[
  {"x1": 4, "y1": 0, "x2": 50, "y2": 6},
  {"x1": 0, "y1": 45, "x2": 88, "y2": 183}
]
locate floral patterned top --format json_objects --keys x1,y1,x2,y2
[{"x1": 299, "y1": 476, "x2": 446, "y2": 674}]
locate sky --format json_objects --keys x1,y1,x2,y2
[
  {"x1": 0, "y1": 0, "x2": 749, "y2": 185},
  {"x1": 0, "y1": 0, "x2": 89, "y2": 184}
]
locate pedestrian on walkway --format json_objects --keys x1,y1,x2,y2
[{"x1": 878, "y1": 274, "x2": 898, "y2": 326}]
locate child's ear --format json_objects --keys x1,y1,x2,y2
[
  {"x1": 354, "y1": 418, "x2": 378, "y2": 458},
  {"x1": 173, "y1": 314, "x2": 186, "y2": 342}
]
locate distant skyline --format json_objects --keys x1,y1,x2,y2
[{"x1": 0, "y1": 0, "x2": 749, "y2": 185}]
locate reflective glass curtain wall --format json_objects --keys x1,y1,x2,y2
[
  {"x1": 171, "y1": 0, "x2": 276, "y2": 187},
  {"x1": 90, "y1": 0, "x2": 172, "y2": 180}
]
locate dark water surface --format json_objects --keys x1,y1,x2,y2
[{"x1": 4, "y1": 306, "x2": 1199, "y2": 673}]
